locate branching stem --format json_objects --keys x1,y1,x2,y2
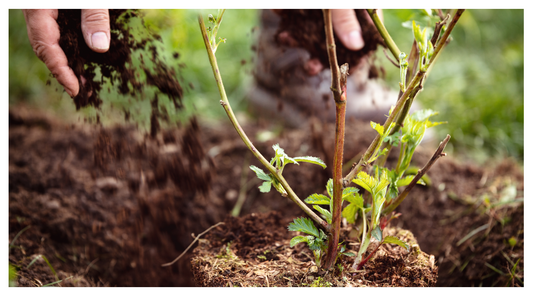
[
  {"x1": 343, "y1": 70, "x2": 425, "y2": 185},
  {"x1": 382, "y1": 135, "x2": 451, "y2": 214},
  {"x1": 345, "y1": 9, "x2": 464, "y2": 185},
  {"x1": 198, "y1": 15, "x2": 328, "y2": 232}
]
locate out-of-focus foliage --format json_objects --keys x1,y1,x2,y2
[
  {"x1": 141, "y1": 9, "x2": 259, "y2": 123},
  {"x1": 378, "y1": 9, "x2": 523, "y2": 163},
  {"x1": 9, "y1": 9, "x2": 258, "y2": 127},
  {"x1": 9, "y1": 10, "x2": 59, "y2": 104},
  {"x1": 9, "y1": 9, "x2": 523, "y2": 164}
]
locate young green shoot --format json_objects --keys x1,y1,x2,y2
[{"x1": 199, "y1": 9, "x2": 462, "y2": 273}]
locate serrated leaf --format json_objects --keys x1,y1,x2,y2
[
  {"x1": 371, "y1": 227, "x2": 383, "y2": 242},
  {"x1": 371, "y1": 121, "x2": 384, "y2": 136},
  {"x1": 289, "y1": 236, "x2": 309, "y2": 248},
  {"x1": 344, "y1": 191, "x2": 364, "y2": 209},
  {"x1": 249, "y1": 165, "x2": 271, "y2": 181},
  {"x1": 397, "y1": 175, "x2": 415, "y2": 187},
  {"x1": 342, "y1": 204, "x2": 357, "y2": 224},
  {"x1": 375, "y1": 171, "x2": 390, "y2": 194},
  {"x1": 353, "y1": 171, "x2": 375, "y2": 194},
  {"x1": 383, "y1": 236, "x2": 410, "y2": 251},
  {"x1": 304, "y1": 193, "x2": 330, "y2": 205},
  {"x1": 282, "y1": 154, "x2": 298, "y2": 166},
  {"x1": 326, "y1": 178, "x2": 333, "y2": 198},
  {"x1": 384, "y1": 131, "x2": 401, "y2": 146},
  {"x1": 308, "y1": 237, "x2": 324, "y2": 251},
  {"x1": 288, "y1": 217, "x2": 319, "y2": 238},
  {"x1": 342, "y1": 187, "x2": 359, "y2": 199},
  {"x1": 258, "y1": 181, "x2": 272, "y2": 193},
  {"x1": 313, "y1": 205, "x2": 332, "y2": 224},
  {"x1": 293, "y1": 156, "x2": 327, "y2": 169}
]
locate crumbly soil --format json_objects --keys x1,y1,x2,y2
[
  {"x1": 8, "y1": 105, "x2": 523, "y2": 287},
  {"x1": 276, "y1": 9, "x2": 384, "y2": 71},
  {"x1": 56, "y1": 9, "x2": 183, "y2": 132},
  {"x1": 9, "y1": 9, "x2": 523, "y2": 287},
  {"x1": 191, "y1": 212, "x2": 437, "y2": 287}
]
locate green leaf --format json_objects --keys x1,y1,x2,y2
[
  {"x1": 371, "y1": 227, "x2": 383, "y2": 242},
  {"x1": 342, "y1": 204, "x2": 357, "y2": 224},
  {"x1": 411, "y1": 109, "x2": 438, "y2": 122},
  {"x1": 288, "y1": 217, "x2": 320, "y2": 238},
  {"x1": 426, "y1": 121, "x2": 447, "y2": 128},
  {"x1": 342, "y1": 187, "x2": 359, "y2": 200},
  {"x1": 375, "y1": 170, "x2": 390, "y2": 194},
  {"x1": 293, "y1": 156, "x2": 327, "y2": 169},
  {"x1": 342, "y1": 252, "x2": 356, "y2": 257},
  {"x1": 272, "y1": 143, "x2": 298, "y2": 168},
  {"x1": 258, "y1": 181, "x2": 272, "y2": 193},
  {"x1": 290, "y1": 235, "x2": 309, "y2": 247},
  {"x1": 304, "y1": 193, "x2": 330, "y2": 205},
  {"x1": 308, "y1": 237, "x2": 324, "y2": 251},
  {"x1": 326, "y1": 178, "x2": 334, "y2": 198},
  {"x1": 353, "y1": 171, "x2": 376, "y2": 195},
  {"x1": 371, "y1": 121, "x2": 384, "y2": 136},
  {"x1": 383, "y1": 236, "x2": 410, "y2": 251},
  {"x1": 384, "y1": 131, "x2": 401, "y2": 146},
  {"x1": 368, "y1": 148, "x2": 389, "y2": 163},
  {"x1": 249, "y1": 165, "x2": 271, "y2": 181},
  {"x1": 397, "y1": 175, "x2": 415, "y2": 187},
  {"x1": 313, "y1": 205, "x2": 332, "y2": 224},
  {"x1": 372, "y1": 195, "x2": 386, "y2": 228},
  {"x1": 344, "y1": 191, "x2": 364, "y2": 209}
]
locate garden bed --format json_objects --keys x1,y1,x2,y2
[{"x1": 8, "y1": 105, "x2": 523, "y2": 286}]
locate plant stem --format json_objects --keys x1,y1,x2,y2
[
  {"x1": 344, "y1": 10, "x2": 463, "y2": 185},
  {"x1": 366, "y1": 9, "x2": 401, "y2": 62},
  {"x1": 198, "y1": 15, "x2": 328, "y2": 231},
  {"x1": 356, "y1": 241, "x2": 383, "y2": 270},
  {"x1": 322, "y1": 9, "x2": 348, "y2": 270},
  {"x1": 426, "y1": 9, "x2": 465, "y2": 74},
  {"x1": 382, "y1": 134, "x2": 451, "y2": 214},
  {"x1": 343, "y1": 70, "x2": 425, "y2": 185}
]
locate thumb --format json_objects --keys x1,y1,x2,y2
[
  {"x1": 331, "y1": 9, "x2": 364, "y2": 51},
  {"x1": 81, "y1": 9, "x2": 110, "y2": 52}
]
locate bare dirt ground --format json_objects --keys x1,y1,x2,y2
[{"x1": 9, "y1": 104, "x2": 523, "y2": 287}]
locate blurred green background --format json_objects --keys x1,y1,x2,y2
[{"x1": 9, "y1": 9, "x2": 523, "y2": 164}]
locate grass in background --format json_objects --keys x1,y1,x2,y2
[{"x1": 9, "y1": 9, "x2": 523, "y2": 164}]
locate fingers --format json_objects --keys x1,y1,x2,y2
[
  {"x1": 81, "y1": 9, "x2": 110, "y2": 52},
  {"x1": 23, "y1": 9, "x2": 79, "y2": 97},
  {"x1": 331, "y1": 9, "x2": 365, "y2": 51}
]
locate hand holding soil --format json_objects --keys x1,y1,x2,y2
[
  {"x1": 276, "y1": 9, "x2": 382, "y2": 75},
  {"x1": 23, "y1": 9, "x2": 110, "y2": 97}
]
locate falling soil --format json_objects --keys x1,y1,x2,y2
[
  {"x1": 56, "y1": 9, "x2": 183, "y2": 133},
  {"x1": 8, "y1": 106, "x2": 523, "y2": 287},
  {"x1": 9, "y1": 8, "x2": 523, "y2": 288}
]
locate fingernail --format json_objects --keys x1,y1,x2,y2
[
  {"x1": 65, "y1": 88, "x2": 74, "y2": 97},
  {"x1": 344, "y1": 31, "x2": 365, "y2": 51},
  {"x1": 91, "y1": 32, "x2": 109, "y2": 50}
]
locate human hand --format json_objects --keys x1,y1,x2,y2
[
  {"x1": 23, "y1": 9, "x2": 111, "y2": 97},
  {"x1": 276, "y1": 9, "x2": 383, "y2": 75}
]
